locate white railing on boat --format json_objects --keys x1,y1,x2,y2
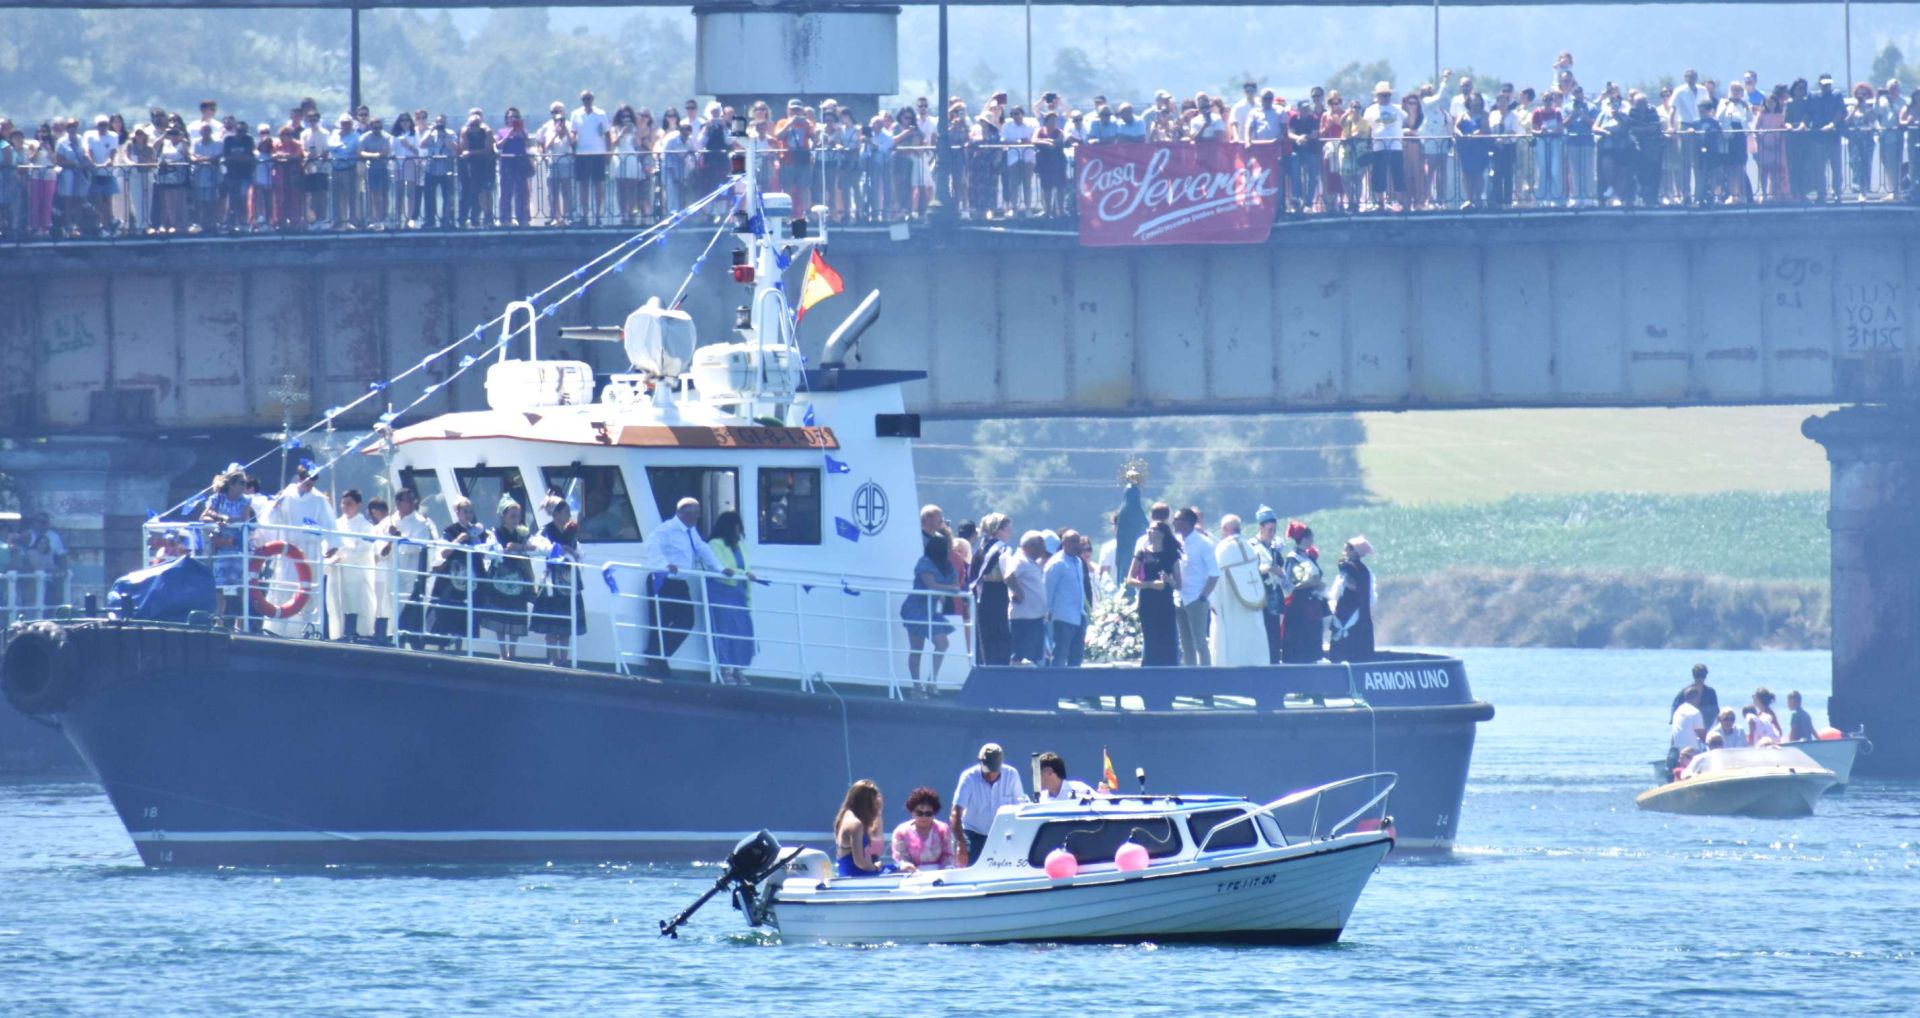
[
  {"x1": 138, "y1": 520, "x2": 975, "y2": 698},
  {"x1": 1196, "y1": 772, "x2": 1400, "y2": 851}
]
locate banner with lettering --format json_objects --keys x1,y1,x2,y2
[{"x1": 1075, "y1": 142, "x2": 1282, "y2": 247}]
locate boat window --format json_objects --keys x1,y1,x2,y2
[
  {"x1": 1025, "y1": 816, "x2": 1183, "y2": 868},
  {"x1": 1189, "y1": 809, "x2": 1259, "y2": 851},
  {"x1": 453, "y1": 467, "x2": 532, "y2": 522},
  {"x1": 645, "y1": 467, "x2": 739, "y2": 532},
  {"x1": 397, "y1": 468, "x2": 452, "y2": 530},
  {"x1": 758, "y1": 468, "x2": 821, "y2": 546},
  {"x1": 540, "y1": 465, "x2": 642, "y2": 543}
]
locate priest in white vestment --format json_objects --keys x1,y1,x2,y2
[
  {"x1": 1211, "y1": 514, "x2": 1272, "y2": 667},
  {"x1": 325, "y1": 489, "x2": 377, "y2": 640},
  {"x1": 262, "y1": 464, "x2": 335, "y2": 637}
]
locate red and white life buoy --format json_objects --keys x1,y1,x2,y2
[{"x1": 249, "y1": 540, "x2": 313, "y2": 619}]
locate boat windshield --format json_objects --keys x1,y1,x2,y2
[
  {"x1": 1688, "y1": 746, "x2": 1821, "y2": 775},
  {"x1": 1187, "y1": 808, "x2": 1260, "y2": 851},
  {"x1": 1025, "y1": 816, "x2": 1183, "y2": 867}
]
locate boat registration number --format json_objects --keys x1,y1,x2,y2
[{"x1": 1215, "y1": 873, "x2": 1278, "y2": 893}]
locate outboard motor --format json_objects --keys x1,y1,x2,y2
[{"x1": 659, "y1": 830, "x2": 798, "y2": 938}]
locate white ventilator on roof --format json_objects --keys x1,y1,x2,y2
[{"x1": 623, "y1": 297, "x2": 698, "y2": 378}]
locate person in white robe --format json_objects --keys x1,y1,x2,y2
[
  {"x1": 262, "y1": 464, "x2": 335, "y2": 637},
  {"x1": 325, "y1": 489, "x2": 377, "y2": 640},
  {"x1": 1210, "y1": 514, "x2": 1272, "y2": 667}
]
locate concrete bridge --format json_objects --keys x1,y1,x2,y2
[
  {"x1": 3, "y1": 208, "x2": 1915, "y2": 437},
  {"x1": 2, "y1": 208, "x2": 1918, "y2": 775}
]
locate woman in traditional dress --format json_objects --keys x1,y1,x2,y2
[
  {"x1": 1127, "y1": 521, "x2": 1182, "y2": 667},
  {"x1": 705, "y1": 509, "x2": 755, "y2": 684},
  {"x1": 429, "y1": 496, "x2": 486, "y2": 647},
  {"x1": 1327, "y1": 536, "x2": 1375, "y2": 663},
  {"x1": 1279, "y1": 521, "x2": 1329, "y2": 664},
  {"x1": 480, "y1": 496, "x2": 533, "y2": 659},
  {"x1": 531, "y1": 495, "x2": 586, "y2": 666},
  {"x1": 198, "y1": 468, "x2": 252, "y2": 619}
]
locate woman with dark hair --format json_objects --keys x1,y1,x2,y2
[
  {"x1": 532, "y1": 494, "x2": 586, "y2": 665},
  {"x1": 833, "y1": 779, "x2": 885, "y2": 876},
  {"x1": 969, "y1": 513, "x2": 1014, "y2": 666},
  {"x1": 495, "y1": 107, "x2": 531, "y2": 227},
  {"x1": 903, "y1": 530, "x2": 959, "y2": 698},
  {"x1": 1127, "y1": 521, "x2": 1182, "y2": 666},
  {"x1": 706, "y1": 508, "x2": 755, "y2": 684},
  {"x1": 890, "y1": 786, "x2": 955, "y2": 872}
]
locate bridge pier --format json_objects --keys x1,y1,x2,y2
[
  {"x1": 694, "y1": 4, "x2": 900, "y2": 118},
  {"x1": 0, "y1": 437, "x2": 194, "y2": 601},
  {"x1": 1803, "y1": 404, "x2": 1920, "y2": 777}
]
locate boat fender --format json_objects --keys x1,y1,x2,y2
[
  {"x1": 1, "y1": 621, "x2": 78, "y2": 716},
  {"x1": 249, "y1": 541, "x2": 313, "y2": 620},
  {"x1": 1114, "y1": 842, "x2": 1149, "y2": 872},
  {"x1": 1044, "y1": 849, "x2": 1079, "y2": 879}
]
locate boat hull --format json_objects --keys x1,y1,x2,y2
[
  {"x1": 769, "y1": 833, "x2": 1393, "y2": 945},
  {"x1": 6, "y1": 622, "x2": 1488, "y2": 866},
  {"x1": 1783, "y1": 737, "x2": 1864, "y2": 788},
  {"x1": 1635, "y1": 768, "x2": 1837, "y2": 818}
]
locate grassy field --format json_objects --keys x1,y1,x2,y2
[
  {"x1": 1307, "y1": 491, "x2": 1829, "y2": 583},
  {"x1": 1354, "y1": 405, "x2": 1834, "y2": 504}
]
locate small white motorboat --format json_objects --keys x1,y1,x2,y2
[
  {"x1": 1636, "y1": 747, "x2": 1838, "y2": 818},
  {"x1": 662, "y1": 774, "x2": 1396, "y2": 946},
  {"x1": 1782, "y1": 733, "x2": 1871, "y2": 789}
]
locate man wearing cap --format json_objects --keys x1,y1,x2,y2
[
  {"x1": 1363, "y1": 82, "x2": 1405, "y2": 210},
  {"x1": 638, "y1": 496, "x2": 730, "y2": 677},
  {"x1": 773, "y1": 99, "x2": 816, "y2": 215},
  {"x1": 1807, "y1": 75, "x2": 1846, "y2": 201},
  {"x1": 951, "y1": 742, "x2": 1026, "y2": 866}
]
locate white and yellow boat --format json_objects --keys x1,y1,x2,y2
[{"x1": 1636, "y1": 747, "x2": 1837, "y2": 818}]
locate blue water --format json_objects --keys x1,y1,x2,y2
[{"x1": 2, "y1": 648, "x2": 1915, "y2": 1015}]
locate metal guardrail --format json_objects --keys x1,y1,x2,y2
[
  {"x1": 140, "y1": 520, "x2": 975, "y2": 698},
  {"x1": 0, "y1": 570, "x2": 63, "y2": 628},
  {"x1": 7, "y1": 126, "x2": 1913, "y2": 241}
]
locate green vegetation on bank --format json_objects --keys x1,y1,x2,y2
[{"x1": 1310, "y1": 491, "x2": 1829, "y2": 584}]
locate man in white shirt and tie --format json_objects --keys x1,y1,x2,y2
[{"x1": 639, "y1": 497, "x2": 729, "y2": 676}]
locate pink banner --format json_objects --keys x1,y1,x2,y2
[{"x1": 1075, "y1": 143, "x2": 1282, "y2": 247}]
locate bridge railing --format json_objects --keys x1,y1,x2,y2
[
  {"x1": 0, "y1": 571, "x2": 63, "y2": 628},
  {"x1": 9, "y1": 126, "x2": 1912, "y2": 241}
]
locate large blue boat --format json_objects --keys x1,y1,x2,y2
[{"x1": 0, "y1": 134, "x2": 1490, "y2": 866}]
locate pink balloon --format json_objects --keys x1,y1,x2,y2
[
  {"x1": 1044, "y1": 849, "x2": 1078, "y2": 879},
  {"x1": 1115, "y1": 842, "x2": 1150, "y2": 872}
]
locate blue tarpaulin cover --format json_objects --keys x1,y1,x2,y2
[{"x1": 107, "y1": 556, "x2": 217, "y2": 621}]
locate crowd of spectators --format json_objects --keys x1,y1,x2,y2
[{"x1": 3, "y1": 54, "x2": 1916, "y2": 240}]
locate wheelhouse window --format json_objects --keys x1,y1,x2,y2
[
  {"x1": 540, "y1": 465, "x2": 642, "y2": 543},
  {"x1": 1188, "y1": 808, "x2": 1259, "y2": 851},
  {"x1": 454, "y1": 467, "x2": 531, "y2": 523},
  {"x1": 1024, "y1": 816, "x2": 1183, "y2": 868},
  {"x1": 397, "y1": 467, "x2": 452, "y2": 530},
  {"x1": 645, "y1": 467, "x2": 739, "y2": 533},
  {"x1": 758, "y1": 468, "x2": 821, "y2": 546}
]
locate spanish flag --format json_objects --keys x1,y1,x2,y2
[
  {"x1": 1101, "y1": 747, "x2": 1120, "y2": 792},
  {"x1": 794, "y1": 249, "x2": 845, "y2": 324}
]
